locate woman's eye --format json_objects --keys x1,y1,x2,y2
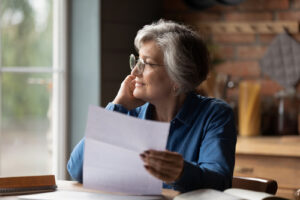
[
  {"x1": 147, "y1": 60, "x2": 155, "y2": 64},
  {"x1": 146, "y1": 62, "x2": 155, "y2": 67}
]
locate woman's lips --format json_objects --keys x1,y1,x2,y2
[{"x1": 135, "y1": 82, "x2": 144, "y2": 87}]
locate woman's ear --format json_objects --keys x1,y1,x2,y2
[
  {"x1": 173, "y1": 86, "x2": 178, "y2": 93},
  {"x1": 172, "y1": 83, "x2": 179, "y2": 93}
]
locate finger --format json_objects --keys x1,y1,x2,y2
[
  {"x1": 141, "y1": 151, "x2": 184, "y2": 182},
  {"x1": 144, "y1": 165, "x2": 175, "y2": 183},
  {"x1": 141, "y1": 152, "x2": 173, "y2": 167},
  {"x1": 141, "y1": 153, "x2": 184, "y2": 179},
  {"x1": 147, "y1": 156, "x2": 177, "y2": 170},
  {"x1": 147, "y1": 161, "x2": 183, "y2": 181},
  {"x1": 122, "y1": 75, "x2": 135, "y2": 85},
  {"x1": 140, "y1": 153, "x2": 146, "y2": 162},
  {"x1": 129, "y1": 79, "x2": 136, "y2": 92},
  {"x1": 146, "y1": 156, "x2": 183, "y2": 170},
  {"x1": 120, "y1": 75, "x2": 136, "y2": 94},
  {"x1": 126, "y1": 74, "x2": 136, "y2": 80},
  {"x1": 145, "y1": 150, "x2": 182, "y2": 163}
]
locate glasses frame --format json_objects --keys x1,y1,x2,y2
[{"x1": 129, "y1": 54, "x2": 164, "y2": 74}]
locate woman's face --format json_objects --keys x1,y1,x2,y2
[{"x1": 131, "y1": 40, "x2": 174, "y2": 102}]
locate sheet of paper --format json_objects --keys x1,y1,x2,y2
[
  {"x1": 174, "y1": 189, "x2": 243, "y2": 200},
  {"x1": 225, "y1": 188, "x2": 272, "y2": 200},
  {"x1": 83, "y1": 105, "x2": 170, "y2": 195},
  {"x1": 19, "y1": 191, "x2": 163, "y2": 200}
]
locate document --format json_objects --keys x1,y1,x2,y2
[
  {"x1": 19, "y1": 191, "x2": 163, "y2": 200},
  {"x1": 83, "y1": 105, "x2": 170, "y2": 195},
  {"x1": 174, "y1": 188, "x2": 288, "y2": 200}
]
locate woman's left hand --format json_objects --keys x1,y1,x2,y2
[{"x1": 140, "y1": 150, "x2": 184, "y2": 183}]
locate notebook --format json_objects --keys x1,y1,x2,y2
[{"x1": 0, "y1": 175, "x2": 57, "y2": 196}]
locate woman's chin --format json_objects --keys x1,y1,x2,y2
[{"x1": 133, "y1": 89, "x2": 145, "y2": 100}]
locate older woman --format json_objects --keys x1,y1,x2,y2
[{"x1": 67, "y1": 19, "x2": 236, "y2": 192}]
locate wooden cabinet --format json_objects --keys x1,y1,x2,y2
[{"x1": 234, "y1": 136, "x2": 300, "y2": 200}]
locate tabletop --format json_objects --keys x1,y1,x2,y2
[{"x1": 1, "y1": 180, "x2": 180, "y2": 200}]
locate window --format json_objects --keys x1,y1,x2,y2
[{"x1": 0, "y1": 0, "x2": 67, "y2": 179}]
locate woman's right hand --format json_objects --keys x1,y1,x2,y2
[{"x1": 112, "y1": 75, "x2": 145, "y2": 110}]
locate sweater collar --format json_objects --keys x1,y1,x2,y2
[
  {"x1": 143, "y1": 92, "x2": 200, "y2": 126},
  {"x1": 173, "y1": 92, "x2": 200, "y2": 126}
]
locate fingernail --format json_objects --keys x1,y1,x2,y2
[{"x1": 140, "y1": 153, "x2": 145, "y2": 159}]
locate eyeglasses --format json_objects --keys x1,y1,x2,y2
[{"x1": 129, "y1": 54, "x2": 164, "y2": 73}]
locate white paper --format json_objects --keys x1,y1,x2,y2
[
  {"x1": 225, "y1": 188, "x2": 272, "y2": 200},
  {"x1": 83, "y1": 105, "x2": 170, "y2": 195},
  {"x1": 19, "y1": 191, "x2": 163, "y2": 200},
  {"x1": 174, "y1": 189, "x2": 243, "y2": 200}
]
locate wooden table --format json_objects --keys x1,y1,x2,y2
[
  {"x1": 1, "y1": 180, "x2": 180, "y2": 200},
  {"x1": 235, "y1": 136, "x2": 300, "y2": 199}
]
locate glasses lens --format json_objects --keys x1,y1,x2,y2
[{"x1": 129, "y1": 54, "x2": 136, "y2": 70}]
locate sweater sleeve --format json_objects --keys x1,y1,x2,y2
[
  {"x1": 67, "y1": 138, "x2": 85, "y2": 182},
  {"x1": 66, "y1": 103, "x2": 140, "y2": 182},
  {"x1": 170, "y1": 105, "x2": 237, "y2": 192}
]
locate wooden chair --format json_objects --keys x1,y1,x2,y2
[
  {"x1": 295, "y1": 189, "x2": 300, "y2": 200},
  {"x1": 232, "y1": 176, "x2": 278, "y2": 195}
]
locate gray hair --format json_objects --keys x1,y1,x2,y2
[{"x1": 134, "y1": 19, "x2": 210, "y2": 94}]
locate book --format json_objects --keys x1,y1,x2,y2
[
  {"x1": 174, "y1": 188, "x2": 289, "y2": 200},
  {"x1": 0, "y1": 175, "x2": 57, "y2": 196}
]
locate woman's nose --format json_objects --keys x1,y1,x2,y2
[{"x1": 131, "y1": 65, "x2": 141, "y2": 76}]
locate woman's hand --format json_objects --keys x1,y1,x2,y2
[
  {"x1": 140, "y1": 150, "x2": 184, "y2": 183},
  {"x1": 113, "y1": 75, "x2": 145, "y2": 110}
]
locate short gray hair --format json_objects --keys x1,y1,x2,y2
[{"x1": 134, "y1": 19, "x2": 210, "y2": 94}]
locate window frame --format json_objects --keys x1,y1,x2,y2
[
  {"x1": 0, "y1": 0, "x2": 68, "y2": 179},
  {"x1": 52, "y1": 0, "x2": 68, "y2": 179}
]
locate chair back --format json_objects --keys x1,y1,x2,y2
[
  {"x1": 295, "y1": 189, "x2": 300, "y2": 200},
  {"x1": 232, "y1": 176, "x2": 278, "y2": 195}
]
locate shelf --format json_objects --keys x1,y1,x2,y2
[
  {"x1": 194, "y1": 21, "x2": 299, "y2": 34},
  {"x1": 236, "y1": 135, "x2": 300, "y2": 157}
]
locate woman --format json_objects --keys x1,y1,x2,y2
[{"x1": 67, "y1": 19, "x2": 237, "y2": 192}]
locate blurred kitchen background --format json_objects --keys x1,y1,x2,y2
[{"x1": 0, "y1": 0, "x2": 299, "y2": 199}]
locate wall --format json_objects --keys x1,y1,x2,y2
[
  {"x1": 69, "y1": 0, "x2": 100, "y2": 151},
  {"x1": 101, "y1": 0, "x2": 162, "y2": 106},
  {"x1": 69, "y1": 0, "x2": 162, "y2": 152},
  {"x1": 164, "y1": 0, "x2": 300, "y2": 96},
  {"x1": 163, "y1": 0, "x2": 300, "y2": 134}
]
